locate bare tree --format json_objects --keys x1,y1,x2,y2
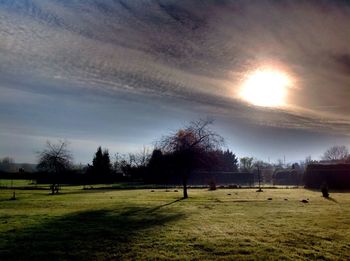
[
  {"x1": 0, "y1": 157, "x2": 16, "y2": 172},
  {"x1": 305, "y1": 155, "x2": 312, "y2": 164},
  {"x1": 37, "y1": 140, "x2": 73, "y2": 194},
  {"x1": 254, "y1": 161, "x2": 263, "y2": 192},
  {"x1": 136, "y1": 146, "x2": 151, "y2": 167},
  {"x1": 128, "y1": 146, "x2": 151, "y2": 168},
  {"x1": 322, "y1": 145, "x2": 349, "y2": 162},
  {"x1": 159, "y1": 119, "x2": 224, "y2": 198},
  {"x1": 239, "y1": 157, "x2": 254, "y2": 172}
]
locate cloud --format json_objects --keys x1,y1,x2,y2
[{"x1": 0, "y1": 0, "x2": 349, "y2": 137}]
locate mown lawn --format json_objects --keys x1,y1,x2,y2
[{"x1": 0, "y1": 186, "x2": 349, "y2": 260}]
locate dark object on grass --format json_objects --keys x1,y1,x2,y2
[
  {"x1": 301, "y1": 199, "x2": 308, "y2": 203},
  {"x1": 50, "y1": 184, "x2": 60, "y2": 194},
  {"x1": 321, "y1": 182, "x2": 329, "y2": 198},
  {"x1": 151, "y1": 190, "x2": 155, "y2": 192},
  {"x1": 256, "y1": 188, "x2": 263, "y2": 192},
  {"x1": 208, "y1": 181, "x2": 217, "y2": 191},
  {"x1": 174, "y1": 190, "x2": 178, "y2": 192},
  {"x1": 227, "y1": 193, "x2": 231, "y2": 195},
  {"x1": 284, "y1": 198, "x2": 288, "y2": 201},
  {"x1": 9, "y1": 191, "x2": 16, "y2": 200},
  {"x1": 267, "y1": 198, "x2": 272, "y2": 200}
]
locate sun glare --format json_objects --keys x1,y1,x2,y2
[{"x1": 240, "y1": 69, "x2": 291, "y2": 107}]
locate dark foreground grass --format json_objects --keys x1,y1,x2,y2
[{"x1": 0, "y1": 187, "x2": 350, "y2": 260}]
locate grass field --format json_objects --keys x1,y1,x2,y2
[
  {"x1": 0, "y1": 179, "x2": 37, "y2": 187},
  {"x1": 0, "y1": 186, "x2": 350, "y2": 260}
]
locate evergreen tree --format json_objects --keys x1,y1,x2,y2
[
  {"x1": 223, "y1": 149, "x2": 239, "y2": 171},
  {"x1": 102, "y1": 149, "x2": 112, "y2": 174},
  {"x1": 91, "y1": 146, "x2": 112, "y2": 175}
]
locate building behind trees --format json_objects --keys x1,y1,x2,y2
[{"x1": 304, "y1": 163, "x2": 350, "y2": 189}]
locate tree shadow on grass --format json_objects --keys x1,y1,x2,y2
[
  {"x1": 304, "y1": 188, "x2": 350, "y2": 193},
  {"x1": 147, "y1": 198, "x2": 185, "y2": 213},
  {"x1": 0, "y1": 206, "x2": 184, "y2": 260},
  {"x1": 324, "y1": 196, "x2": 338, "y2": 203}
]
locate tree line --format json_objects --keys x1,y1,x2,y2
[{"x1": 1, "y1": 119, "x2": 349, "y2": 197}]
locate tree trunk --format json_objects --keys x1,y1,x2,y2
[{"x1": 183, "y1": 177, "x2": 188, "y2": 199}]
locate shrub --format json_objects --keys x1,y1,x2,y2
[
  {"x1": 321, "y1": 182, "x2": 329, "y2": 198},
  {"x1": 208, "y1": 180, "x2": 216, "y2": 190}
]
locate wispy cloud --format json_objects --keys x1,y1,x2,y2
[{"x1": 0, "y1": 0, "x2": 349, "y2": 162}]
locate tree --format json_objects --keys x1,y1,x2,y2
[
  {"x1": 224, "y1": 149, "x2": 239, "y2": 171},
  {"x1": 253, "y1": 161, "x2": 263, "y2": 191},
  {"x1": 147, "y1": 149, "x2": 165, "y2": 182},
  {"x1": 113, "y1": 153, "x2": 122, "y2": 173},
  {"x1": 212, "y1": 149, "x2": 239, "y2": 172},
  {"x1": 133, "y1": 146, "x2": 151, "y2": 168},
  {"x1": 299, "y1": 156, "x2": 314, "y2": 173},
  {"x1": 0, "y1": 157, "x2": 16, "y2": 172},
  {"x1": 322, "y1": 145, "x2": 349, "y2": 162},
  {"x1": 305, "y1": 155, "x2": 313, "y2": 164},
  {"x1": 253, "y1": 159, "x2": 274, "y2": 186},
  {"x1": 239, "y1": 157, "x2": 254, "y2": 172},
  {"x1": 159, "y1": 119, "x2": 224, "y2": 198},
  {"x1": 275, "y1": 158, "x2": 285, "y2": 169},
  {"x1": 91, "y1": 147, "x2": 112, "y2": 176},
  {"x1": 37, "y1": 140, "x2": 73, "y2": 194}
]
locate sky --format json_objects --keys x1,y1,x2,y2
[{"x1": 0, "y1": 0, "x2": 349, "y2": 164}]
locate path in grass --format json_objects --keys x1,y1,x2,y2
[{"x1": 0, "y1": 188, "x2": 349, "y2": 260}]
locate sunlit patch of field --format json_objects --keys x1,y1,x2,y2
[{"x1": 0, "y1": 187, "x2": 349, "y2": 260}]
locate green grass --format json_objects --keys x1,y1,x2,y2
[
  {"x1": 0, "y1": 186, "x2": 349, "y2": 260},
  {"x1": 0, "y1": 179, "x2": 35, "y2": 187}
]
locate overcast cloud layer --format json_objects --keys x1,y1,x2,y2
[{"x1": 0, "y1": 0, "x2": 349, "y2": 163}]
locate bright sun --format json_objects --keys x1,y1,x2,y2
[{"x1": 240, "y1": 69, "x2": 291, "y2": 107}]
